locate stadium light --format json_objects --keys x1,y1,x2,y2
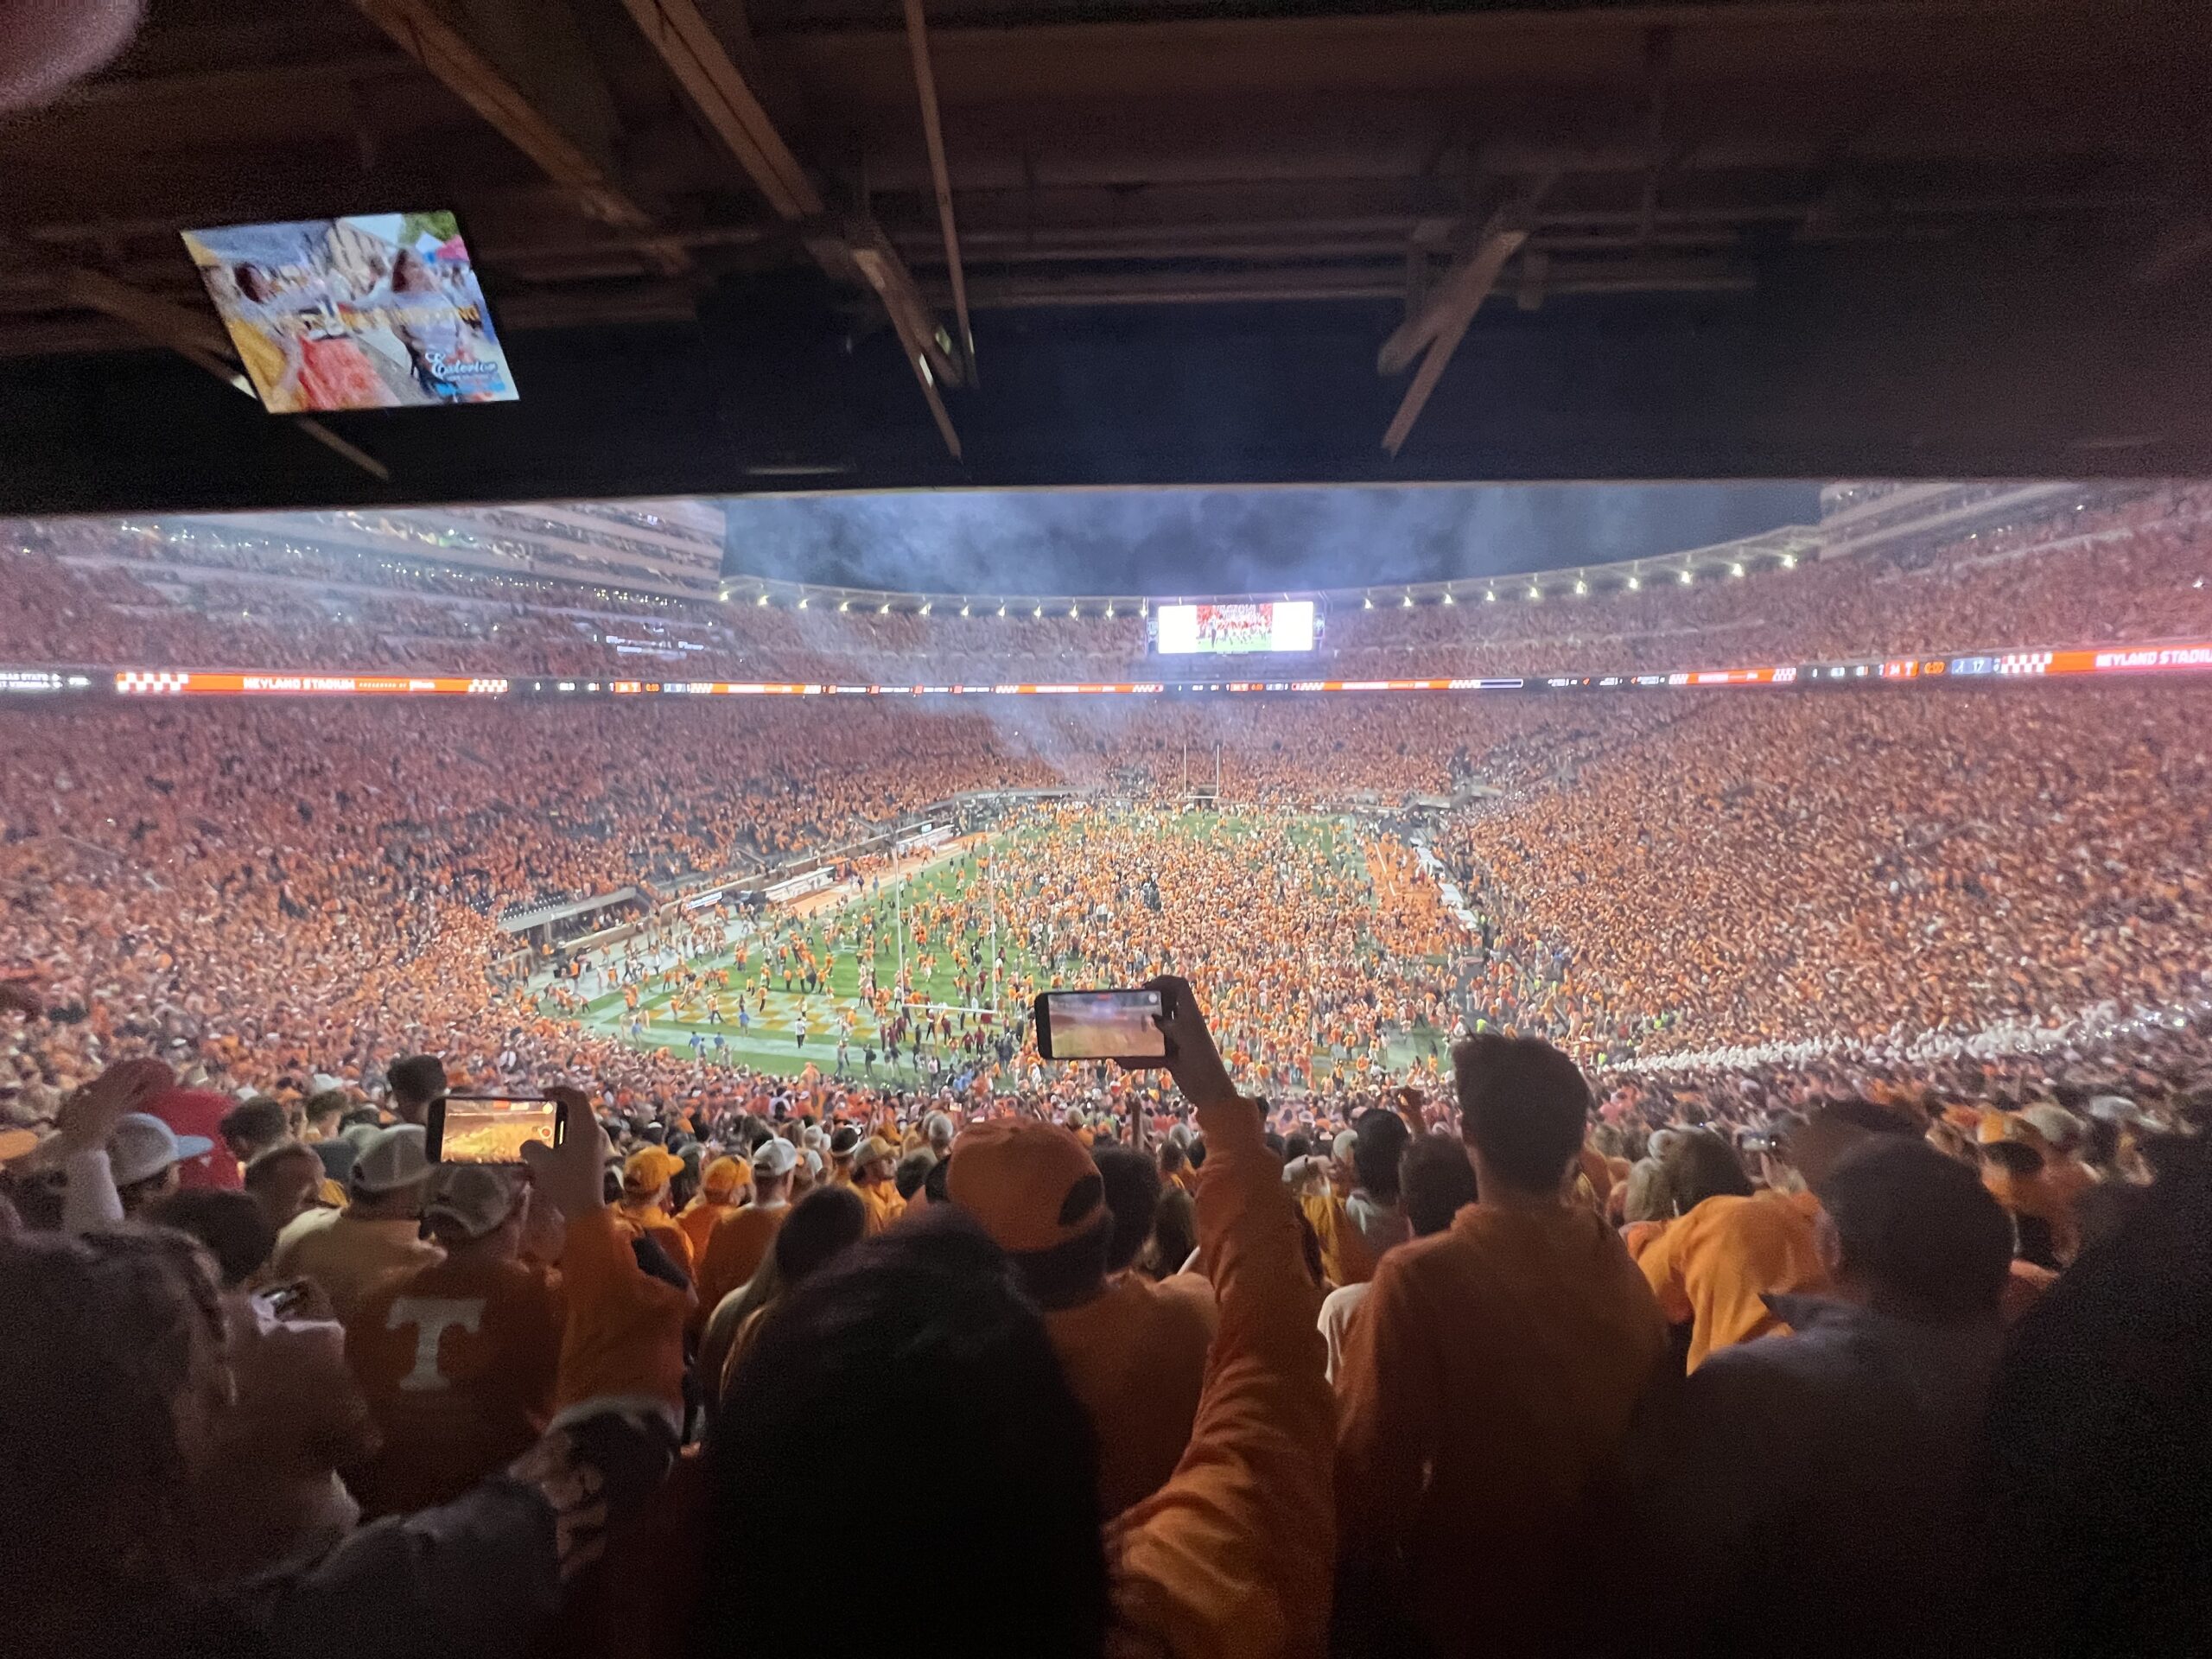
[
  {"x1": 1528, "y1": 585, "x2": 1541, "y2": 601},
  {"x1": 1626, "y1": 575, "x2": 1641, "y2": 591},
  {"x1": 1363, "y1": 595, "x2": 1374, "y2": 609},
  {"x1": 1401, "y1": 594, "x2": 1414, "y2": 607},
  {"x1": 960, "y1": 604, "x2": 970, "y2": 616},
  {"x1": 1729, "y1": 562, "x2": 1745, "y2": 578},
  {"x1": 1070, "y1": 605, "x2": 1079, "y2": 618},
  {"x1": 756, "y1": 593, "x2": 769, "y2": 606},
  {"x1": 1678, "y1": 569, "x2": 1694, "y2": 585},
  {"x1": 997, "y1": 604, "x2": 1007, "y2": 617},
  {"x1": 1781, "y1": 553, "x2": 1797, "y2": 569},
  {"x1": 1574, "y1": 579, "x2": 1587, "y2": 595},
  {"x1": 1138, "y1": 601, "x2": 1148, "y2": 616},
  {"x1": 1034, "y1": 605, "x2": 1044, "y2": 618},
  {"x1": 1442, "y1": 590, "x2": 1456, "y2": 605},
  {"x1": 838, "y1": 601, "x2": 850, "y2": 611},
  {"x1": 798, "y1": 597, "x2": 810, "y2": 608},
  {"x1": 1484, "y1": 588, "x2": 1497, "y2": 603},
  {"x1": 1105, "y1": 606, "x2": 1116, "y2": 619},
  {"x1": 919, "y1": 602, "x2": 931, "y2": 615}
]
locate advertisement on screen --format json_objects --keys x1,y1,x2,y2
[
  {"x1": 182, "y1": 213, "x2": 518, "y2": 412},
  {"x1": 1152, "y1": 601, "x2": 1318, "y2": 655}
]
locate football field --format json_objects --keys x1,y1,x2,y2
[{"x1": 555, "y1": 810, "x2": 1458, "y2": 1084}]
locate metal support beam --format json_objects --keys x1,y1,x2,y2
[
  {"x1": 614, "y1": 0, "x2": 821, "y2": 219},
  {"x1": 350, "y1": 0, "x2": 688, "y2": 276},
  {"x1": 901, "y1": 0, "x2": 976, "y2": 381},
  {"x1": 52, "y1": 265, "x2": 387, "y2": 480},
  {"x1": 1379, "y1": 222, "x2": 1527, "y2": 455}
]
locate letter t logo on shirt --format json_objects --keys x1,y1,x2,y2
[{"x1": 389, "y1": 1296, "x2": 487, "y2": 1391}]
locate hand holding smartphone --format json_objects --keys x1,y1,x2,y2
[
  {"x1": 427, "y1": 1094, "x2": 566, "y2": 1164},
  {"x1": 1033, "y1": 988, "x2": 1171, "y2": 1065}
]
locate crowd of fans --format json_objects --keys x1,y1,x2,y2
[
  {"x1": 4, "y1": 496, "x2": 2212, "y2": 1656},
  {"x1": 6, "y1": 480, "x2": 2211, "y2": 685}
]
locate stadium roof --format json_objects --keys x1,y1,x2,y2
[{"x1": 3, "y1": 0, "x2": 2209, "y2": 511}]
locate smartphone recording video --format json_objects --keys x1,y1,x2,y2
[
  {"x1": 1034, "y1": 989, "x2": 1167, "y2": 1063},
  {"x1": 428, "y1": 1095, "x2": 564, "y2": 1164}
]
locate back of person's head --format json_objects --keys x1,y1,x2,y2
[
  {"x1": 1453, "y1": 1033, "x2": 1591, "y2": 1195},
  {"x1": 772, "y1": 1185, "x2": 868, "y2": 1285},
  {"x1": 1157, "y1": 1138, "x2": 1186, "y2": 1177},
  {"x1": 385, "y1": 1053, "x2": 446, "y2": 1112},
  {"x1": 1621, "y1": 1157, "x2": 1674, "y2": 1225},
  {"x1": 1351, "y1": 1109, "x2": 1412, "y2": 1203},
  {"x1": 143, "y1": 1189, "x2": 275, "y2": 1287},
  {"x1": 1660, "y1": 1128, "x2": 1755, "y2": 1211},
  {"x1": 1815, "y1": 1137, "x2": 2012, "y2": 1322},
  {"x1": 302, "y1": 1088, "x2": 349, "y2": 1130},
  {"x1": 0, "y1": 1229, "x2": 225, "y2": 1599},
  {"x1": 893, "y1": 1148, "x2": 936, "y2": 1202},
  {"x1": 1399, "y1": 1134, "x2": 1478, "y2": 1236},
  {"x1": 1090, "y1": 1145, "x2": 1162, "y2": 1274},
  {"x1": 219, "y1": 1096, "x2": 288, "y2": 1155},
  {"x1": 700, "y1": 1212, "x2": 1107, "y2": 1659},
  {"x1": 1143, "y1": 1184, "x2": 1198, "y2": 1278}
]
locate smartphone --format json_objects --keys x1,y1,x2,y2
[
  {"x1": 1033, "y1": 989, "x2": 1169, "y2": 1064},
  {"x1": 427, "y1": 1094, "x2": 565, "y2": 1164}
]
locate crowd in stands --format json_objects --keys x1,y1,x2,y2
[
  {"x1": 6, "y1": 480, "x2": 2212, "y2": 686},
  {"x1": 5, "y1": 495, "x2": 2212, "y2": 1656},
  {"x1": 4, "y1": 976, "x2": 2206, "y2": 1659}
]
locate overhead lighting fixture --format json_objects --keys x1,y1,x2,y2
[
  {"x1": 1442, "y1": 591, "x2": 1456, "y2": 606},
  {"x1": 1484, "y1": 588, "x2": 1497, "y2": 603},
  {"x1": 1105, "y1": 606, "x2": 1116, "y2": 619},
  {"x1": 1363, "y1": 595, "x2": 1375, "y2": 610},
  {"x1": 997, "y1": 604, "x2": 1007, "y2": 617},
  {"x1": 1139, "y1": 601, "x2": 1149, "y2": 617},
  {"x1": 1678, "y1": 569, "x2": 1694, "y2": 585},
  {"x1": 960, "y1": 604, "x2": 970, "y2": 617},
  {"x1": 798, "y1": 597, "x2": 810, "y2": 608},
  {"x1": 919, "y1": 602, "x2": 931, "y2": 615},
  {"x1": 1729, "y1": 563, "x2": 1745, "y2": 578},
  {"x1": 838, "y1": 600, "x2": 850, "y2": 612},
  {"x1": 1781, "y1": 553, "x2": 1797, "y2": 569},
  {"x1": 1627, "y1": 575, "x2": 1641, "y2": 591},
  {"x1": 1070, "y1": 605, "x2": 1079, "y2": 618},
  {"x1": 1573, "y1": 579, "x2": 1587, "y2": 595},
  {"x1": 1528, "y1": 585, "x2": 1542, "y2": 601},
  {"x1": 756, "y1": 593, "x2": 769, "y2": 607},
  {"x1": 1401, "y1": 594, "x2": 1414, "y2": 607},
  {"x1": 1034, "y1": 605, "x2": 1044, "y2": 618}
]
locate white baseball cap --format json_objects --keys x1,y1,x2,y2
[
  {"x1": 110, "y1": 1113, "x2": 214, "y2": 1187},
  {"x1": 349, "y1": 1125, "x2": 430, "y2": 1194},
  {"x1": 750, "y1": 1136, "x2": 798, "y2": 1178}
]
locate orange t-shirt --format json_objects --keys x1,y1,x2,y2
[
  {"x1": 613, "y1": 1202, "x2": 696, "y2": 1278},
  {"x1": 344, "y1": 1252, "x2": 564, "y2": 1517},
  {"x1": 694, "y1": 1204, "x2": 789, "y2": 1324},
  {"x1": 677, "y1": 1199, "x2": 741, "y2": 1268},
  {"x1": 856, "y1": 1179, "x2": 907, "y2": 1236},
  {"x1": 1637, "y1": 1191, "x2": 1830, "y2": 1370},
  {"x1": 1046, "y1": 1272, "x2": 1215, "y2": 1519}
]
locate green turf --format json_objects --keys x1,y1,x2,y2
[{"x1": 552, "y1": 811, "x2": 1452, "y2": 1084}]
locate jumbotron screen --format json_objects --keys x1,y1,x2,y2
[{"x1": 1151, "y1": 601, "x2": 1319, "y2": 655}]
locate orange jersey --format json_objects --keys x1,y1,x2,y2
[{"x1": 344, "y1": 1253, "x2": 564, "y2": 1517}]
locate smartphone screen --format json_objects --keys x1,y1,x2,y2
[
  {"x1": 1037, "y1": 990, "x2": 1166, "y2": 1062},
  {"x1": 430, "y1": 1096, "x2": 562, "y2": 1163}
]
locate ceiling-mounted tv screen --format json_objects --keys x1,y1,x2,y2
[{"x1": 181, "y1": 213, "x2": 518, "y2": 412}]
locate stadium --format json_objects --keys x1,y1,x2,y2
[
  {"x1": 5, "y1": 6, "x2": 2212, "y2": 1657},
  {"x1": 5, "y1": 478, "x2": 2209, "y2": 1118}
]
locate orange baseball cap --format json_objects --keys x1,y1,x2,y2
[
  {"x1": 946, "y1": 1120, "x2": 1105, "y2": 1255},
  {"x1": 622, "y1": 1146, "x2": 685, "y2": 1197},
  {"x1": 700, "y1": 1155, "x2": 747, "y2": 1199}
]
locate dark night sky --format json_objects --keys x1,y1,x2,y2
[{"x1": 721, "y1": 480, "x2": 1822, "y2": 596}]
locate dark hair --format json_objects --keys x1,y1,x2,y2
[
  {"x1": 700, "y1": 1213, "x2": 1107, "y2": 1659},
  {"x1": 1662, "y1": 1129, "x2": 1755, "y2": 1211},
  {"x1": 923, "y1": 1154, "x2": 951, "y2": 1205},
  {"x1": 386, "y1": 1054, "x2": 447, "y2": 1109},
  {"x1": 1091, "y1": 1146, "x2": 1162, "y2": 1274},
  {"x1": 0, "y1": 1230, "x2": 224, "y2": 1598},
  {"x1": 144, "y1": 1189, "x2": 276, "y2": 1287},
  {"x1": 1143, "y1": 1185, "x2": 1198, "y2": 1280},
  {"x1": 1453, "y1": 1034, "x2": 1591, "y2": 1194},
  {"x1": 1815, "y1": 1138, "x2": 2012, "y2": 1320},
  {"x1": 894, "y1": 1149, "x2": 937, "y2": 1201},
  {"x1": 772, "y1": 1185, "x2": 868, "y2": 1285},
  {"x1": 1157, "y1": 1140, "x2": 1187, "y2": 1177},
  {"x1": 219, "y1": 1097, "x2": 288, "y2": 1151},
  {"x1": 302, "y1": 1089, "x2": 350, "y2": 1125},
  {"x1": 1980, "y1": 1140, "x2": 2045, "y2": 1178},
  {"x1": 1400, "y1": 1135, "x2": 1479, "y2": 1236},
  {"x1": 1352, "y1": 1110, "x2": 1412, "y2": 1202}
]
